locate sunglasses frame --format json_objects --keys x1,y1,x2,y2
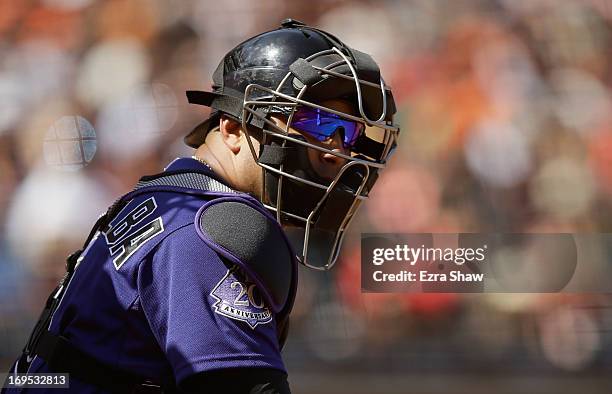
[{"x1": 289, "y1": 106, "x2": 366, "y2": 149}]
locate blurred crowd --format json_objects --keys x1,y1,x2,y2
[{"x1": 0, "y1": 0, "x2": 611, "y2": 391}]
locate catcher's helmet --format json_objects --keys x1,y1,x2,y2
[{"x1": 186, "y1": 19, "x2": 400, "y2": 270}]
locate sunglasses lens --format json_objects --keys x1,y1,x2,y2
[{"x1": 291, "y1": 107, "x2": 364, "y2": 148}]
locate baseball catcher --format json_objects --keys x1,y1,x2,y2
[{"x1": 3, "y1": 19, "x2": 399, "y2": 393}]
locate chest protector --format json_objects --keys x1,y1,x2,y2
[{"x1": 16, "y1": 169, "x2": 297, "y2": 394}]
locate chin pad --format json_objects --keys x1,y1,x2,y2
[{"x1": 195, "y1": 197, "x2": 296, "y2": 314}]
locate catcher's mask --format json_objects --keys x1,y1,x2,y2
[{"x1": 185, "y1": 19, "x2": 399, "y2": 270}]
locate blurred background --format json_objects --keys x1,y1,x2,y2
[{"x1": 0, "y1": 0, "x2": 611, "y2": 393}]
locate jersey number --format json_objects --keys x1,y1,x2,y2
[{"x1": 105, "y1": 197, "x2": 164, "y2": 270}]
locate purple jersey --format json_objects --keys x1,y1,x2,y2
[{"x1": 4, "y1": 158, "x2": 286, "y2": 393}]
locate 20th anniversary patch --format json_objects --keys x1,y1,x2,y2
[{"x1": 210, "y1": 267, "x2": 273, "y2": 329}]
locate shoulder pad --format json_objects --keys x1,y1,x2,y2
[{"x1": 195, "y1": 197, "x2": 296, "y2": 314}]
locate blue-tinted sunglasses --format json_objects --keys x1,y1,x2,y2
[{"x1": 290, "y1": 107, "x2": 365, "y2": 149}]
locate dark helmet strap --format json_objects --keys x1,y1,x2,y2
[
  {"x1": 353, "y1": 136, "x2": 386, "y2": 161},
  {"x1": 289, "y1": 58, "x2": 323, "y2": 86},
  {"x1": 259, "y1": 144, "x2": 297, "y2": 166},
  {"x1": 348, "y1": 48, "x2": 381, "y2": 81},
  {"x1": 297, "y1": 25, "x2": 382, "y2": 81},
  {"x1": 295, "y1": 24, "x2": 382, "y2": 84}
]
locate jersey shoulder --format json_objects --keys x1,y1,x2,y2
[{"x1": 103, "y1": 190, "x2": 210, "y2": 270}]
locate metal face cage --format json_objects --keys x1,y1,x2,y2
[{"x1": 240, "y1": 47, "x2": 400, "y2": 271}]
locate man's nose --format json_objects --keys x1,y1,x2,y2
[
  {"x1": 323, "y1": 126, "x2": 346, "y2": 150},
  {"x1": 320, "y1": 127, "x2": 348, "y2": 165}
]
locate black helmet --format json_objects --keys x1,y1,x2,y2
[{"x1": 186, "y1": 19, "x2": 400, "y2": 270}]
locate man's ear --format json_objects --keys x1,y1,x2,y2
[{"x1": 219, "y1": 116, "x2": 242, "y2": 154}]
